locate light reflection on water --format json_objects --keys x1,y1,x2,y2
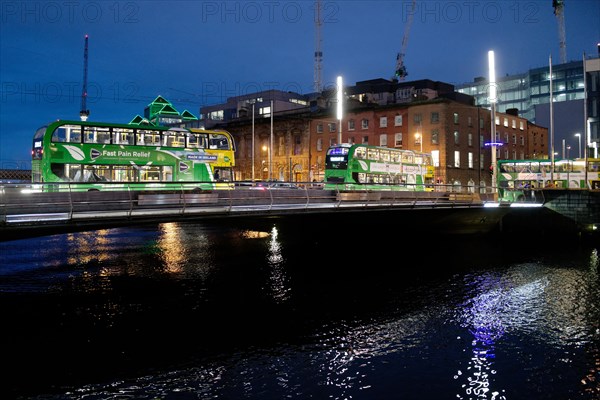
[{"x1": 1, "y1": 221, "x2": 599, "y2": 399}]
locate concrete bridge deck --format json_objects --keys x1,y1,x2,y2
[{"x1": 1, "y1": 184, "x2": 598, "y2": 241}]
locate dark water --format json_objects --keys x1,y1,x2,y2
[{"x1": 1, "y1": 215, "x2": 599, "y2": 400}]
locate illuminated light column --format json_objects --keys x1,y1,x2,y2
[
  {"x1": 270, "y1": 99, "x2": 273, "y2": 181},
  {"x1": 252, "y1": 102, "x2": 255, "y2": 181},
  {"x1": 575, "y1": 133, "x2": 581, "y2": 158},
  {"x1": 488, "y1": 50, "x2": 497, "y2": 193},
  {"x1": 337, "y1": 76, "x2": 343, "y2": 144}
]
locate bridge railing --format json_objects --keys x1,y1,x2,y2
[{"x1": 1, "y1": 181, "x2": 510, "y2": 227}]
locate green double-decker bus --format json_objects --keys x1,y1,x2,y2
[
  {"x1": 497, "y1": 158, "x2": 600, "y2": 202},
  {"x1": 31, "y1": 120, "x2": 235, "y2": 191},
  {"x1": 324, "y1": 143, "x2": 434, "y2": 191}
]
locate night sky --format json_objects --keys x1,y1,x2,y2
[{"x1": 1, "y1": 0, "x2": 599, "y2": 166}]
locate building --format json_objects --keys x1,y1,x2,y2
[
  {"x1": 208, "y1": 80, "x2": 547, "y2": 189},
  {"x1": 456, "y1": 53, "x2": 600, "y2": 158}
]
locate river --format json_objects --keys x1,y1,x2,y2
[{"x1": 1, "y1": 214, "x2": 599, "y2": 399}]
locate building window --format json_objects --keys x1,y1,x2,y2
[
  {"x1": 394, "y1": 115, "x2": 403, "y2": 126},
  {"x1": 454, "y1": 151, "x2": 460, "y2": 168},
  {"x1": 431, "y1": 129, "x2": 439, "y2": 144},
  {"x1": 454, "y1": 131, "x2": 459, "y2": 145},
  {"x1": 328, "y1": 122, "x2": 336, "y2": 132},
  {"x1": 394, "y1": 132, "x2": 403, "y2": 147},
  {"x1": 362, "y1": 136, "x2": 369, "y2": 144},
  {"x1": 468, "y1": 152, "x2": 474, "y2": 169},
  {"x1": 413, "y1": 113, "x2": 422, "y2": 124},
  {"x1": 316, "y1": 137, "x2": 323, "y2": 151},
  {"x1": 503, "y1": 117, "x2": 508, "y2": 127},
  {"x1": 361, "y1": 119, "x2": 369, "y2": 129},
  {"x1": 380, "y1": 117, "x2": 387, "y2": 127},
  {"x1": 294, "y1": 135, "x2": 301, "y2": 155},
  {"x1": 379, "y1": 134, "x2": 387, "y2": 146},
  {"x1": 520, "y1": 136, "x2": 524, "y2": 145},
  {"x1": 316, "y1": 123, "x2": 323, "y2": 133},
  {"x1": 511, "y1": 119, "x2": 516, "y2": 129},
  {"x1": 349, "y1": 136, "x2": 355, "y2": 144},
  {"x1": 468, "y1": 133, "x2": 473, "y2": 146},
  {"x1": 260, "y1": 106, "x2": 271, "y2": 117},
  {"x1": 519, "y1": 121, "x2": 524, "y2": 130},
  {"x1": 468, "y1": 116, "x2": 473, "y2": 127},
  {"x1": 512, "y1": 134, "x2": 517, "y2": 144},
  {"x1": 329, "y1": 138, "x2": 336, "y2": 147},
  {"x1": 453, "y1": 113, "x2": 459, "y2": 124},
  {"x1": 348, "y1": 119, "x2": 355, "y2": 130},
  {"x1": 431, "y1": 112, "x2": 439, "y2": 123}
]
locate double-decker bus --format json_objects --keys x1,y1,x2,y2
[
  {"x1": 31, "y1": 120, "x2": 236, "y2": 191},
  {"x1": 324, "y1": 143, "x2": 434, "y2": 191},
  {"x1": 190, "y1": 128, "x2": 235, "y2": 183},
  {"x1": 497, "y1": 158, "x2": 600, "y2": 202}
]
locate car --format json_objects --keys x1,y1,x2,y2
[{"x1": 268, "y1": 182, "x2": 300, "y2": 190}]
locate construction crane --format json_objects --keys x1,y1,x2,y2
[
  {"x1": 80, "y1": 34, "x2": 90, "y2": 121},
  {"x1": 314, "y1": 0, "x2": 323, "y2": 92},
  {"x1": 394, "y1": 0, "x2": 416, "y2": 81},
  {"x1": 552, "y1": 0, "x2": 566, "y2": 64}
]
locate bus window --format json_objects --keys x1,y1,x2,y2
[
  {"x1": 354, "y1": 147, "x2": 366, "y2": 159},
  {"x1": 367, "y1": 148, "x2": 379, "y2": 161},
  {"x1": 209, "y1": 134, "x2": 230, "y2": 150},
  {"x1": 52, "y1": 125, "x2": 81, "y2": 143},
  {"x1": 113, "y1": 128, "x2": 134, "y2": 145},
  {"x1": 188, "y1": 132, "x2": 207, "y2": 148}
]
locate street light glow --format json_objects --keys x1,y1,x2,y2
[
  {"x1": 488, "y1": 50, "x2": 496, "y2": 103},
  {"x1": 336, "y1": 76, "x2": 343, "y2": 120}
]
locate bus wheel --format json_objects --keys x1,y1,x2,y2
[
  {"x1": 87, "y1": 188, "x2": 100, "y2": 192},
  {"x1": 516, "y1": 194, "x2": 524, "y2": 202}
]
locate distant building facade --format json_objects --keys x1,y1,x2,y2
[
  {"x1": 456, "y1": 54, "x2": 600, "y2": 158},
  {"x1": 207, "y1": 80, "x2": 547, "y2": 188}
]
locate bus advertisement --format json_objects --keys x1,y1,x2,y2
[
  {"x1": 497, "y1": 158, "x2": 600, "y2": 202},
  {"x1": 324, "y1": 143, "x2": 434, "y2": 191},
  {"x1": 31, "y1": 120, "x2": 236, "y2": 191}
]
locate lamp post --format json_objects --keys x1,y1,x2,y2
[
  {"x1": 574, "y1": 133, "x2": 581, "y2": 158},
  {"x1": 262, "y1": 145, "x2": 270, "y2": 180},
  {"x1": 488, "y1": 50, "x2": 497, "y2": 192},
  {"x1": 251, "y1": 101, "x2": 255, "y2": 181},
  {"x1": 336, "y1": 76, "x2": 343, "y2": 144}
]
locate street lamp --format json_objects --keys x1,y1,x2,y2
[
  {"x1": 574, "y1": 133, "x2": 581, "y2": 158},
  {"x1": 488, "y1": 50, "x2": 498, "y2": 193},
  {"x1": 336, "y1": 76, "x2": 343, "y2": 144},
  {"x1": 262, "y1": 145, "x2": 270, "y2": 180}
]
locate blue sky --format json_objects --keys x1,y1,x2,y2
[{"x1": 1, "y1": 0, "x2": 599, "y2": 167}]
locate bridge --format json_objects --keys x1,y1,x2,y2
[{"x1": 1, "y1": 183, "x2": 598, "y2": 241}]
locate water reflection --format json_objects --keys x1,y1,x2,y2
[
  {"x1": 266, "y1": 226, "x2": 291, "y2": 303},
  {"x1": 2, "y1": 224, "x2": 599, "y2": 399}
]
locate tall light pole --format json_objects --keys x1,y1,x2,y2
[
  {"x1": 269, "y1": 99, "x2": 274, "y2": 181},
  {"x1": 251, "y1": 101, "x2": 255, "y2": 181},
  {"x1": 488, "y1": 50, "x2": 497, "y2": 193},
  {"x1": 262, "y1": 145, "x2": 270, "y2": 180},
  {"x1": 336, "y1": 76, "x2": 343, "y2": 144},
  {"x1": 575, "y1": 133, "x2": 581, "y2": 158}
]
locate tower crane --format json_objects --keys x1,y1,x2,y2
[
  {"x1": 552, "y1": 0, "x2": 566, "y2": 64},
  {"x1": 394, "y1": 0, "x2": 416, "y2": 81},
  {"x1": 80, "y1": 34, "x2": 90, "y2": 121}
]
